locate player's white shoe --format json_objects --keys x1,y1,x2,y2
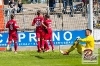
[
  {"x1": 45, "y1": 50, "x2": 50, "y2": 52},
  {"x1": 6, "y1": 45, "x2": 10, "y2": 50},
  {"x1": 14, "y1": 51, "x2": 17, "y2": 54},
  {"x1": 60, "y1": 50, "x2": 64, "y2": 54},
  {"x1": 60, "y1": 50, "x2": 69, "y2": 55}
]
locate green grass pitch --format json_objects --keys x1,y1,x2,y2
[{"x1": 0, "y1": 49, "x2": 100, "y2": 66}]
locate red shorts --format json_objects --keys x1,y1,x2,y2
[
  {"x1": 44, "y1": 29, "x2": 52, "y2": 40},
  {"x1": 36, "y1": 29, "x2": 44, "y2": 38},
  {"x1": 8, "y1": 33, "x2": 18, "y2": 41}
]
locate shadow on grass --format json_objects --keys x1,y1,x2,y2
[{"x1": 35, "y1": 55, "x2": 44, "y2": 59}]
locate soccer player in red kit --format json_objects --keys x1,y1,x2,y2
[
  {"x1": 32, "y1": 10, "x2": 45, "y2": 52},
  {"x1": 42, "y1": 14, "x2": 54, "y2": 52},
  {"x1": 6, "y1": 14, "x2": 19, "y2": 53}
]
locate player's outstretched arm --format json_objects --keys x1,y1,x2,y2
[{"x1": 79, "y1": 37, "x2": 91, "y2": 42}]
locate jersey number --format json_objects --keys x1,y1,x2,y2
[
  {"x1": 48, "y1": 23, "x2": 51, "y2": 28},
  {"x1": 36, "y1": 20, "x2": 41, "y2": 26},
  {"x1": 10, "y1": 24, "x2": 13, "y2": 30}
]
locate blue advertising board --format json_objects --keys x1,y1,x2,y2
[{"x1": 0, "y1": 30, "x2": 85, "y2": 47}]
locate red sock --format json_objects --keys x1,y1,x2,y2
[
  {"x1": 14, "y1": 42, "x2": 18, "y2": 51},
  {"x1": 37, "y1": 41, "x2": 41, "y2": 51},
  {"x1": 50, "y1": 41, "x2": 54, "y2": 50},
  {"x1": 44, "y1": 41, "x2": 49, "y2": 50},
  {"x1": 41, "y1": 40, "x2": 44, "y2": 48}
]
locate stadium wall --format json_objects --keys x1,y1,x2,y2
[
  {"x1": 0, "y1": 30, "x2": 86, "y2": 51},
  {"x1": 0, "y1": 30, "x2": 85, "y2": 47},
  {"x1": 1, "y1": 30, "x2": 100, "y2": 51}
]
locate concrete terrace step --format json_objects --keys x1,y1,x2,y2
[{"x1": 14, "y1": 14, "x2": 88, "y2": 30}]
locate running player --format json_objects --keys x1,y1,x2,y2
[
  {"x1": 32, "y1": 10, "x2": 45, "y2": 52},
  {"x1": 6, "y1": 14, "x2": 19, "y2": 53},
  {"x1": 42, "y1": 14, "x2": 54, "y2": 52}
]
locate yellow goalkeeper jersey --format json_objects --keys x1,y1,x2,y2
[{"x1": 79, "y1": 35, "x2": 94, "y2": 50}]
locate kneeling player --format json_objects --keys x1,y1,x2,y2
[
  {"x1": 60, "y1": 29, "x2": 94, "y2": 55},
  {"x1": 42, "y1": 14, "x2": 54, "y2": 52},
  {"x1": 6, "y1": 14, "x2": 19, "y2": 53}
]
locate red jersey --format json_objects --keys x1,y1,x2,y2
[
  {"x1": 43, "y1": 19, "x2": 53, "y2": 40},
  {"x1": 44, "y1": 19, "x2": 52, "y2": 30},
  {"x1": 6, "y1": 19, "x2": 19, "y2": 34},
  {"x1": 32, "y1": 16, "x2": 44, "y2": 30}
]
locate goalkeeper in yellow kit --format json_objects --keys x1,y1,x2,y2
[{"x1": 60, "y1": 29, "x2": 94, "y2": 55}]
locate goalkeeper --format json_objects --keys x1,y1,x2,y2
[{"x1": 60, "y1": 29, "x2": 94, "y2": 55}]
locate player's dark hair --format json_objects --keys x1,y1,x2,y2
[
  {"x1": 11, "y1": 14, "x2": 15, "y2": 19},
  {"x1": 37, "y1": 10, "x2": 41, "y2": 15},
  {"x1": 45, "y1": 14, "x2": 50, "y2": 18},
  {"x1": 86, "y1": 29, "x2": 92, "y2": 33}
]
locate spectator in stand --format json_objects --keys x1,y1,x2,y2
[
  {"x1": 35, "y1": 0, "x2": 38, "y2": 3},
  {"x1": 30, "y1": 0, "x2": 33, "y2": 4},
  {"x1": 31, "y1": 0, "x2": 38, "y2": 4},
  {"x1": 69, "y1": 0, "x2": 73, "y2": 17},
  {"x1": 82, "y1": 0, "x2": 89, "y2": 15},
  {"x1": 41, "y1": 0, "x2": 46, "y2": 3},
  {"x1": 8, "y1": 0, "x2": 17, "y2": 14},
  {"x1": 49, "y1": 0, "x2": 56, "y2": 12},
  {"x1": 82, "y1": 0, "x2": 86, "y2": 6},
  {"x1": 62, "y1": 0, "x2": 73, "y2": 16},
  {"x1": 17, "y1": 0, "x2": 23, "y2": 13},
  {"x1": 62, "y1": 0, "x2": 68, "y2": 13},
  {"x1": 76, "y1": 0, "x2": 81, "y2": 2},
  {"x1": 82, "y1": 0, "x2": 89, "y2": 6}
]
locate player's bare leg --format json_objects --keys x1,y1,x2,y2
[{"x1": 7, "y1": 41, "x2": 12, "y2": 50}]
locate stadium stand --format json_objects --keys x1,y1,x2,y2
[
  {"x1": 3, "y1": 1, "x2": 100, "y2": 31},
  {"x1": 4, "y1": 2, "x2": 88, "y2": 32}
]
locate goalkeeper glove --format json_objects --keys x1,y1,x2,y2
[{"x1": 76, "y1": 36, "x2": 81, "y2": 41}]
